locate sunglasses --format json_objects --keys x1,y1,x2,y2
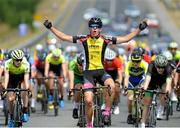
[
  {"x1": 14, "y1": 59, "x2": 22, "y2": 62},
  {"x1": 170, "y1": 48, "x2": 177, "y2": 50},
  {"x1": 89, "y1": 24, "x2": 101, "y2": 29},
  {"x1": 156, "y1": 66, "x2": 165, "y2": 69},
  {"x1": 53, "y1": 56, "x2": 59, "y2": 59},
  {"x1": 132, "y1": 60, "x2": 141, "y2": 63}
]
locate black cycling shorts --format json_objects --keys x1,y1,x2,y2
[{"x1": 83, "y1": 69, "x2": 112, "y2": 86}]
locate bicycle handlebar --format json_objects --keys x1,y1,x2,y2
[{"x1": 1, "y1": 88, "x2": 32, "y2": 98}]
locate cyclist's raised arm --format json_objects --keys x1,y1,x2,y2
[
  {"x1": 116, "y1": 20, "x2": 148, "y2": 44},
  {"x1": 44, "y1": 20, "x2": 73, "y2": 43}
]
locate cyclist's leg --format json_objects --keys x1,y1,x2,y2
[
  {"x1": 48, "y1": 71, "x2": 55, "y2": 99},
  {"x1": 7, "y1": 92, "x2": 16, "y2": 120},
  {"x1": 21, "y1": 81, "x2": 29, "y2": 110},
  {"x1": 103, "y1": 71, "x2": 115, "y2": 118},
  {"x1": 126, "y1": 81, "x2": 134, "y2": 124},
  {"x1": 58, "y1": 76, "x2": 64, "y2": 100},
  {"x1": 83, "y1": 70, "x2": 94, "y2": 127},
  {"x1": 72, "y1": 75, "x2": 83, "y2": 118},
  {"x1": 141, "y1": 92, "x2": 153, "y2": 125}
]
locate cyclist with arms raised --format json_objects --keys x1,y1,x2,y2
[
  {"x1": 141, "y1": 55, "x2": 172, "y2": 128},
  {"x1": 3, "y1": 50, "x2": 30, "y2": 127},
  {"x1": 44, "y1": 17, "x2": 148, "y2": 127}
]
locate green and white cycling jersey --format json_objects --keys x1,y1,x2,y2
[{"x1": 69, "y1": 58, "x2": 83, "y2": 76}]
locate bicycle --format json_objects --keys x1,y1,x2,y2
[
  {"x1": 2, "y1": 88, "x2": 31, "y2": 127},
  {"x1": 93, "y1": 85, "x2": 111, "y2": 127},
  {"x1": 164, "y1": 93, "x2": 173, "y2": 120},
  {"x1": 45, "y1": 76, "x2": 59, "y2": 116},
  {"x1": 127, "y1": 87, "x2": 143, "y2": 127},
  {"x1": 71, "y1": 85, "x2": 111, "y2": 127},
  {"x1": 32, "y1": 77, "x2": 48, "y2": 114},
  {"x1": 145, "y1": 89, "x2": 166, "y2": 128},
  {"x1": 71, "y1": 87, "x2": 86, "y2": 127}
]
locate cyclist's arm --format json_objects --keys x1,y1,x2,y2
[
  {"x1": 44, "y1": 60, "x2": 50, "y2": 77},
  {"x1": 116, "y1": 29, "x2": 141, "y2": 44},
  {"x1": 62, "y1": 63, "x2": 67, "y2": 80},
  {"x1": 4, "y1": 69, "x2": 9, "y2": 89},
  {"x1": 166, "y1": 77, "x2": 172, "y2": 93},
  {"x1": 124, "y1": 62, "x2": 130, "y2": 88},
  {"x1": 68, "y1": 70, "x2": 74, "y2": 90},
  {"x1": 124, "y1": 74, "x2": 129, "y2": 89},
  {"x1": 174, "y1": 72, "x2": 179, "y2": 88},
  {"x1": 24, "y1": 73, "x2": 30, "y2": 89},
  {"x1": 117, "y1": 69, "x2": 123, "y2": 86},
  {"x1": 50, "y1": 27, "x2": 73, "y2": 42},
  {"x1": 143, "y1": 75, "x2": 151, "y2": 90}
]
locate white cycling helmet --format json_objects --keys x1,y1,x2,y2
[
  {"x1": 48, "y1": 44, "x2": 56, "y2": 52},
  {"x1": 36, "y1": 44, "x2": 43, "y2": 51},
  {"x1": 65, "y1": 46, "x2": 78, "y2": 53},
  {"x1": 105, "y1": 48, "x2": 116, "y2": 60},
  {"x1": 162, "y1": 50, "x2": 173, "y2": 61}
]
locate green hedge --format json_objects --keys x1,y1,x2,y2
[{"x1": 0, "y1": 0, "x2": 40, "y2": 28}]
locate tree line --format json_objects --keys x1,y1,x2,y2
[{"x1": 0, "y1": 0, "x2": 40, "y2": 28}]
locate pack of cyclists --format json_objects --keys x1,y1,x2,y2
[{"x1": 0, "y1": 17, "x2": 179, "y2": 128}]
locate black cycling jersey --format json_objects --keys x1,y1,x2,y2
[{"x1": 147, "y1": 61, "x2": 173, "y2": 89}]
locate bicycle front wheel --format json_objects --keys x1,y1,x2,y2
[
  {"x1": 53, "y1": 89, "x2": 59, "y2": 116},
  {"x1": 13, "y1": 100, "x2": 22, "y2": 127}
]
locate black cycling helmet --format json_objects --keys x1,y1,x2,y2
[
  {"x1": 77, "y1": 53, "x2": 84, "y2": 65},
  {"x1": 22, "y1": 48, "x2": 30, "y2": 60},
  {"x1": 131, "y1": 51, "x2": 142, "y2": 62},
  {"x1": 133, "y1": 47, "x2": 145, "y2": 56},
  {"x1": 38, "y1": 50, "x2": 47, "y2": 61},
  {"x1": 88, "y1": 17, "x2": 103, "y2": 28}
]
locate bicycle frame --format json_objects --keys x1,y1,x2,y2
[
  {"x1": 127, "y1": 87, "x2": 143, "y2": 127},
  {"x1": 146, "y1": 90, "x2": 166, "y2": 127}
]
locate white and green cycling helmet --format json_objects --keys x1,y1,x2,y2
[
  {"x1": 52, "y1": 48, "x2": 62, "y2": 57},
  {"x1": 154, "y1": 54, "x2": 168, "y2": 68},
  {"x1": 168, "y1": 42, "x2": 178, "y2": 49},
  {"x1": 11, "y1": 49, "x2": 24, "y2": 60},
  {"x1": 162, "y1": 51, "x2": 173, "y2": 61}
]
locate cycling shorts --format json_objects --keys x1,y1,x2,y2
[
  {"x1": 106, "y1": 70, "x2": 118, "y2": 81},
  {"x1": 49, "y1": 64, "x2": 62, "y2": 76},
  {"x1": 83, "y1": 69, "x2": 111, "y2": 89},
  {"x1": 145, "y1": 83, "x2": 166, "y2": 98},
  {"x1": 8, "y1": 73, "x2": 24, "y2": 88},
  {"x1": 74, "y1": 74, "x2": 84, "y2": 86}
]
